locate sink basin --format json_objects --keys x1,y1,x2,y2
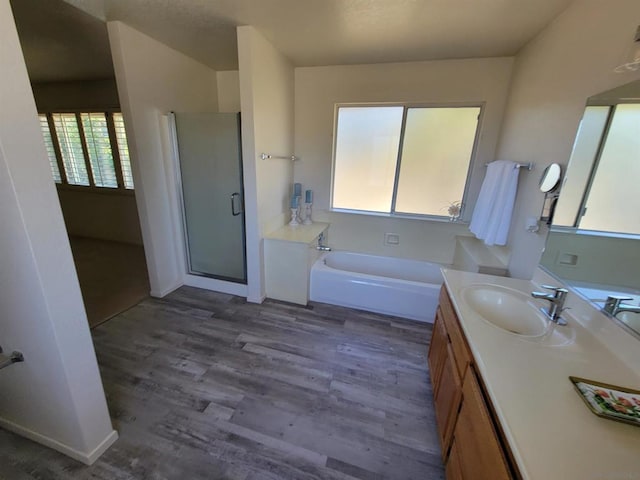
[{"x1": 461, "y1": 284, "x2": 549, "y2": 336}]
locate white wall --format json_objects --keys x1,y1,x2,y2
[
  {"x1": 108, "y1": 21, "x2": 219, "y2": 296},
  {"x1": 542, "y1": 232, "x2": 640, "y2": 289},
  {"x1": 217, "y1": 70, "x2": 241, "y2": 113},
  {"x1": 57, "y1": 188, "x2": 143, "y2": 245},
  {"x1": 294, "y1": 58, "x2": 513, "y2": 263},
  {"x1": 0, "y1": 0, "x2": 116, "y2": 463},
  {"x1": 237, "y1": 26, "x2": 295, "y2": 302},
  {"x1": 31, "y1": 79, "x2": 120, "y2": 111},
  {"x1": 496, "y1": 0, "x2": 640, "y2": 278}
]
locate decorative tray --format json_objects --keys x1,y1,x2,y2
[{"x1": 570, "y1": 376, "x2": 640, "y2": 427}]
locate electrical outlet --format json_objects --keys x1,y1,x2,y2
[
  {"x1": 384, "y1": 233, "x2": 400, "y2": 246},
  {"x1": 558, "y1": 253, "x2": 578, "y2": 266}
]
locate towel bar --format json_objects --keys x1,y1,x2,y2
[
  {"x1": 484, "y1": 162, "x2": 533, "y2": 171},
  {"x1": 260, "y1": 153, "x2": 298, "y2": 161}
]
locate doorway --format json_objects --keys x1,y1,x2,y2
[
  {"x1": 11, "y1": 0, "x2": 151, "y2": 328},
  {"x1": 171, "y1": 112, "x2": 247, "y2": 284}
]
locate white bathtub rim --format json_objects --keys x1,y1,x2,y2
[
  {"x1": 316, "y1": 250, "x2": 449, "y2": 284},
  {"x1": 310, "y1": 250, "x2": 444, "y2": 323}
]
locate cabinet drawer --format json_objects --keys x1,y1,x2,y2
[{"x1": 438, "y1": 286, "x2": 472, "y2": 378}]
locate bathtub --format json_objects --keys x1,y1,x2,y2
[{"x1": 309, "y1": 251, "x2": 444, "y2": 322}]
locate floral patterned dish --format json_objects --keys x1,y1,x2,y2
[{"x1": 570, "y1": 376, "x2": 640, "y2": 427}]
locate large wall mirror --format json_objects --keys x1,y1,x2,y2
[{"x1": 540, "y1": 78, "x2": 640, "y2": 337}]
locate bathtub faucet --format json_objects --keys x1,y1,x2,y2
[{"x1": 316, "y1": 233, "x2": 332, "y2": 252}]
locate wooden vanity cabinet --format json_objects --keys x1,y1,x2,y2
[
  {"x1": 428, "y1": 286, "x2": 515, "y2": 480},
  {"x1": 428, "y1": 288, "x2": 470, "y2": 458},
  {"x1": 451, "y1": 368, "x2": 512, "y2": 479},
  {"x1": 427, "y1": 307, "x2": 448, "y2": 393},
  {"x1": 433, "y1": 342, "x2": 462, "y2": 455}
]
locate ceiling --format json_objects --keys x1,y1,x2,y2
[
  {"x1": 13, "y1": 0, "x2": 575, "y2": 83},
  {"x1": 11, "y1": 0, "x2": 114, "y2": 83},
  {"x1": 589, "y1": 79, "x2": 640, "y2": 104}
]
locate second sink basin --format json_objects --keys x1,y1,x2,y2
[{"x1": 461, "y1": 284, "x2": 549, "y2": 336}]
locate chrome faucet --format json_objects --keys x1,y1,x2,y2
[
  {"x1": 316, "y1": 232, "x2": 331, "y2": 251},
  {"x1": 602, "y1": 295, "x2": 640, "y2": 317},
  {"x1": 531, "y1": 285, "x2": 569, "y2": 325}
]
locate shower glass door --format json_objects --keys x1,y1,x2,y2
[{"x1": 173, "y1": 112, "x2": 246, "y2": 283}]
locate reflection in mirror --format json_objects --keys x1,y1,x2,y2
[
  {"x1": 540, "y1": 79, "x2": 640, "y2": 339},
  {"x1": 539, "y1": 163, "x2": 561, "y2": 193}
]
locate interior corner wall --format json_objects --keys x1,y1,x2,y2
[
  {"x1": 495, "y1": 0, "x2": 640, "y2": 279},
  {"x1": 0, "y1": 0, "x2": 116, "y2": 463},
  {"x1": 293, "y1": 58, "x2": 513, "y2": 263},
  {"x1": 237, "y1": 26, "x2": 295, "y2": 303},
  {"x1": 107, "y1": 20, "x2": 219, "y2": 297},
  {"x1": 217, "y1": 71, "x2": 241, "y2": 113}
]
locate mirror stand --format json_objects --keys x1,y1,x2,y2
[{"x1": 540, "y1": 192, "x2": 560, "y2": 225}]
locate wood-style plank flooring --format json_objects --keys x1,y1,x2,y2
[
  {"x1": 70, "y1": 236, "x2": 150, "y2": 328},
  {"x1": 0, "y1": 286, "x2": 444, "y2": 480}
]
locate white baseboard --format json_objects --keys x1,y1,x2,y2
[
  {"x1": 85, "y1": 429, "x2": 119, "y2": 464},
  {"x1": 150, "y1": 282, "x2": 183, "y2": 298},
  {"x1": 184, "y1": 275, "x2": 248, "y2": 297},
  {"x1": 247, "y1": 293, "x2": 266, "y2": 304},
  {"x1": 0, "y1": 417, "x2": 118, "y2": 465}
]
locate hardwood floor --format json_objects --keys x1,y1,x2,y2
[
  {"x1": 0, "y1": 287, "x2": 444, "y2": 480},
  {"x1": 70, "y1": 236, "x2": 150, "y2": 328}
]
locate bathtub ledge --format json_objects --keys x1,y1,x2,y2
[{"x1": 264, "y1": 222, "x2": 329, "y2": 244}]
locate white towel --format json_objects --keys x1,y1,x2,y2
[{"x1": 469, "y1": 160, "x2": 520, "y2": 246}]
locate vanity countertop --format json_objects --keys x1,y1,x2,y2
[
  {"x1": 442, "y1": 268, "x2": 640, "y2": 480},
  {"x1": 264, "y1": 222, "x2": 329, "y2": 244}
]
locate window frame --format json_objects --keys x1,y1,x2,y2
[
  {"x1": 39, "y1": 108, "x2": 135, "y2": 196},
  {"x1": 329, "y1": 102, "x2": 485, "y2": 221},
  {"x1": 562, "y1": 101, "x2": 640, "y2": 236}
]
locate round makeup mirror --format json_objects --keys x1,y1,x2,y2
[{"x1": 539, "y1": 163, "x2": 562, "y2": 193}]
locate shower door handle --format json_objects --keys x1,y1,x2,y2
[{"x1": 230, "y1": 192, "x2": 243, "y2": 216}]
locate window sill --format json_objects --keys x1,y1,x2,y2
[
  {"x1": 330, "y1": 208, "x2": 469, "y2": 225},
  {"x1": 55, "y1": 183, "x2": 135, "y2": 197},
  {"x1": 550, "y1": 226, "x2": 640, "y2": 241}
]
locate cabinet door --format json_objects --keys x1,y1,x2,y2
[
  {"x1": 433, "y1": 343, "x2": 462, "y2": 458},
  {"x1": 427, "y1": 307, "x2": 448, "y2": 394},
  {"x1": 439, "y1": 287, "x2": 472, "y2": 378},
  {"x1": 453, "y1": 369, "x2": 512, "y2": 480},
  {"x1": 446, "y1": 438, "x2": 464, "y2": 480}
]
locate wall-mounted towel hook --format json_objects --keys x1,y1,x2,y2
[{"x1": 260, "y1": 153, "x2": 298, "y2": 161}]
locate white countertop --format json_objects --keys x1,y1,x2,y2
[
  {"x1": 442, "y1": 268, "x2": 640, "y2": 480},
  {"x1": 264, "y1": 222, "x2": 329, "y2": 244}
]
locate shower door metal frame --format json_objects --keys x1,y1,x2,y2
[{"x1": 168, "y1": 112, "x2": 247, "y2": 284}]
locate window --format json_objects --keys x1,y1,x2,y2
[
  {"x1": 38, "y1": 111, "x2": 134, "y2": 190},
  {"x1": 331, "y1": 104, "x2": 481, "y2": 218},
  {"x1": 554, "y1": 103, "x2": 640, "y2": 235},
  {"x1": 39, "y1": 115, "x2": 61, "y2": 183}
]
